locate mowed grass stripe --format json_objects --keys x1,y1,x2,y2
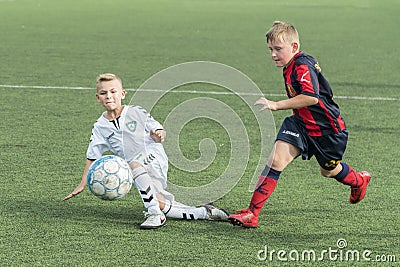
[{"x1": 1, "y1": 84, "x2": 399, "y2": 101}]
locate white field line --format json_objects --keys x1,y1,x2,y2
[
  {"x1": 191, "y1": 1, "x2": 370, "y2": 8},
  {"x1": 1, "y1": 84, "x2": 399, "y2": 101}
]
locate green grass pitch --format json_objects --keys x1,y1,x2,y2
[{"x1": 1, "y1": 0, "x2": 399, "y2": 266}]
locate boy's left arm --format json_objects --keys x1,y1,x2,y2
[
  {"x1": 144, "y1": 110, "x2": 166, "y2": 143},
  {"x1": 150, "y1": 129, "x2": 166, "y2": 143}
]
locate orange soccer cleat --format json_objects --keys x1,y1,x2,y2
[
  {"x1": 228, "y1": 209, "x2": 259, "y2": 228},
  {"x1": 349, "y1": 171, "x2": 371, "y2": 204}
]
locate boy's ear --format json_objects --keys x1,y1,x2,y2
[
  {"x1": 292, "y1": 42, "x2": 299, "y2": 53},
  {"x1": 121, "y1": 89, "x2": 127, "y2": 99},
  {"x1": 96, "y1": 93, "x2": 101, "y2": 102}
]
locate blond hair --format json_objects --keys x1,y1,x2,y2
[
  {"x1": 96, "y1": 73, "x2": 122, "y2": 90},
  {"x1": 266, "y1": 21, "x2": 299, "y2": 45}
]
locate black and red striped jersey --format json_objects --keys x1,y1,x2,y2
[{"x1": 283, "y1": 52, "x2": 346, "y2": 136}]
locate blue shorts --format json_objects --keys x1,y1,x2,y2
[{"x1": 276, "y1": 116, "x2": 348, "y2": 170}]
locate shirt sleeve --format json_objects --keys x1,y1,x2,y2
[
  {"x1": 86, "y1": 125, "x2": 110, "y2": 160},
  {"x1": 295, "y1": 64, "x2": 320, "y2": 98},
  {"x1": 144, "y1": 111, "x2": 164, "y2": 132}
]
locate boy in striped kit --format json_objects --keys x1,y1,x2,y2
[{"x1": 228, "y1": 21, "x2": 371, "y2": 228}]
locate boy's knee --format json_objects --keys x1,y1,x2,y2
[
  {"x1": 157, "y1": 193, "x2": 165, "y2": 210},
  {"x1": 129, "y1": 161, "x2": 142, "y2": 170},
  {"x1": 320, "y1": 168, "x2": 334, "y2": 177}
]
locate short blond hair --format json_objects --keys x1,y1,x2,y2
[
  {"x1": 96, "y1": 73, "x2": 122, "y2": 90},
  {"x1": 266, "y1": 21, "x2": 299, "y2": 45}
]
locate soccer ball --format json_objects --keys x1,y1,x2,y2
[{"x1": 87, "y1": 155, "x2": 134, "y2": 200}]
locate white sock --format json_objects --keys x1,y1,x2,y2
[
  {"x1": 132, "y1": 166, "x2": 161, "y2": 214},
  {"x1": 162, "y1": 200, "x2": 207, "y2": 220}
]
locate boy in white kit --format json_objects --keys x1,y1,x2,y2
[{"x1": 64, "y1": 73, "x2": 229, "y2": 229}]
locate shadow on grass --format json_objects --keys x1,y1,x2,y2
[
  {"x1": 4, "y1": 192, "x2": 395, "y2": 248},
  {"x1": 2, "y1": 195, "x2": 237, "y2": 232}
]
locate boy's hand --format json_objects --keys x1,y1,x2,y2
[
  {"x1": 150, "y1": 129, "x2": 166, "y2": 143},
  {"x1": 63, "y1": 184, "x2": 85, "y2": 201},
  {"x1": 254, "y1": 97, "x2": 277, "y2": 111}
]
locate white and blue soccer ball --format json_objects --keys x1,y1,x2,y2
[{"x1": 87, "y1": 155, "x2": 134, "y2": 200}]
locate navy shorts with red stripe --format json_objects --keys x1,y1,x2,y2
[{"x1": 276, "y1": 116, "x2": 348, "y2": 170}]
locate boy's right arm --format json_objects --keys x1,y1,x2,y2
[
  {"x1": 63, "y1": 159, "x2": 94, "y2": 201},
  {"x1": 255, "y1": 95, "x2": 318, "y2": 112}
]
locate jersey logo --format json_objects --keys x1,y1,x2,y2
[
  {"x1": 315, "y1": 63, "x2": 321, "y2": 72},
  {"x1": 126, "y1": 121, "x2": 137, "y2": 132},
  {"x1": 282, "y1": 130, "x2": 300, "y2": 138},
  {"x1": 300, "y1": 71, "x2": 310, "y2": 83},
  {"x1": 285, "y1": 84, "x2": 297, "y2": 97}
]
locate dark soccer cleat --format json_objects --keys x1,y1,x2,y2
[
  {"x1": 350, "y1": 171, "x2": 371, "y2": 204},
  {"x1": 228, "y1": 209, "x2": 258, "y2": 228}
]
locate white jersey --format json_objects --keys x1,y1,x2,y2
[{"x1": 86, "y1": 105, "x2": 168, "y2": 166}]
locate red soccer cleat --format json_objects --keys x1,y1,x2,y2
[
  {"x1": 228, "y1": 209, "x2": 258, "y2": 228},
  {"x1": 350, "y1": 171, "x2": 371, "y2": 204}
]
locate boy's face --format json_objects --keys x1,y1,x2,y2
[
  {"x1": 96, "y1": 79, "x2": 126, "y2": 111},
  {"x1": 267, "y1": 38, "x2": 299, "y2": 68}
]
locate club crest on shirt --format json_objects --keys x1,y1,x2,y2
[
  {"x1": 126, "y1": 121, "x2": 137, "y2": 132},
  {"x1": 315, "y1": 63, "x2": 321, "y2": 72},
  {"x1": 285, "y1": 84, "x2": 297, "y2": 97}
]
